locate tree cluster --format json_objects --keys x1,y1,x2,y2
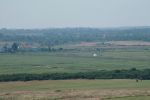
[{"x1": 2, "y1": 42, "x2": 19, "y2": 53}]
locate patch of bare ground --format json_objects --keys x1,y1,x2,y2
[
  {"x1": 74, "y1": 42, "x2": 97, "y2": 47},
  {"x1": 0, "y1": 89, "x2": 150, "y2": 100},
  {"x1": 108, "y1": 41, "x2": 150, "y2": 46}
]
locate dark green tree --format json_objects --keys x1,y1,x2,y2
[{"x1": 11, "y1": 43, "x2": 19, "y2": 52}]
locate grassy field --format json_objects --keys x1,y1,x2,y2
[
  {"x1": 0, "y1": 41, "x2": 150, "y2": 74},
  {"x1": 0, "y1": 50, "x2": 150, "y2": 74},
  {"x1": 0, "y1": 79, "x2": 150, "y2": 100},
  {"x1": 0, "y1": 42, "x2": 150, "y2": 100}
]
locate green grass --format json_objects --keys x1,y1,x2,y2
[
  {"x1": 0, "y1": 79, "x2": 150, "y2": 91},
  {"x1": 0, "y1": 50, "x2": 150, "y2": 74}
]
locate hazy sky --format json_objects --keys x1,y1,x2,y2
[{"x1": 0, "y1": 0, "x2": 150, "y2": 29}]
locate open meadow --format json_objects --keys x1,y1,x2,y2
[
  {"x1": 0, "y1": 79, "x2": 150, "y2": 100},
  {"x1": 0, "y1": 44, "x2": 150, "y2": 74},
  {"x1": 0, "y1": 0, "x2": 150, "y2": 99},
  {"x1": 0, "y1": 41, "x2": 150, "y2": 100}
]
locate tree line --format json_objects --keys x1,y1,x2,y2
[
  {"x1": 0, "y1": 27, "x2": 150, "y2": 47},
  {"x1": 0, "y1": 68, "x2": 150, "y2": 82}
]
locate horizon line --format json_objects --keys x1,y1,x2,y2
[{"x1": 0, "y1": 25, "x2": 150, "y2": 30}]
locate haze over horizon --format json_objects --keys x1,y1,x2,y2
[{"x1": 0, "y1": 0, "x2": 150, "y2": 29}]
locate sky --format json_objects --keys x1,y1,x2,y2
[{"x1": 0, "y1": 0, "x2": 150, "y2": 29}]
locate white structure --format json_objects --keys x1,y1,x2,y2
[{"x1": 93, "y1": 53, "x2": 97, "y2": 57}]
